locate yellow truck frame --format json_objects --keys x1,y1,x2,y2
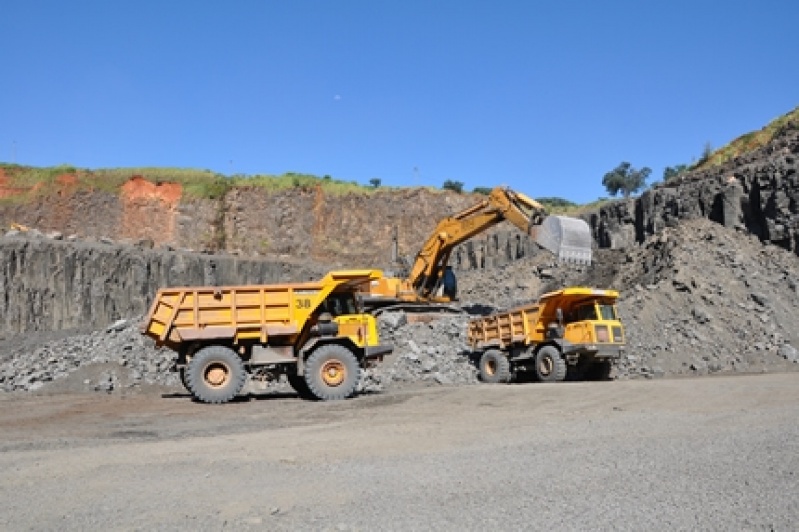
[
  {"x1": 467, "y1": 287, "x2": 625, "y2": 383},
  {"x1": 141, "y1": 269, "x2": 392, "y2": 403}
]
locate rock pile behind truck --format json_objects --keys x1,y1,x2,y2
[{"x1": 458, "y1": 217, "x2": 799, "y2": 379}]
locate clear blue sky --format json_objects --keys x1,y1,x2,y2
[{"x1": 1, "y1": 0, "x2": 797, "y2": 203}]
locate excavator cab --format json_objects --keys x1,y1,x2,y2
[{"x1": 442, "y1": 266, "x2": 457, "y2": 300}]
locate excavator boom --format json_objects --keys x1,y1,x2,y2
[{"x1": 365, "y1": 186, "x2": 593, "y2": 309}]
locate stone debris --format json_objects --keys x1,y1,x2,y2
[
  {"x1": 0, "y1": 317, "x2": 179, "y2": 393},
  {"x1": 369, "y1": 313, "x2": 477, "y2": 390}
]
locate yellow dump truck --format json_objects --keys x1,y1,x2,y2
[
  {"x1": 141, "y1": 269, "x2": 392, "y2": 403},
  {"x1": 467, "y1": 287, "x2": 625, "y2": 383}
]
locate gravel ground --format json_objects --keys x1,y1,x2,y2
[{"x1": 0, "y1": 373, "x2": 797, "y2": 530}]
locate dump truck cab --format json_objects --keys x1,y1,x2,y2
[{"x1": 141, "y1": 269, "x2": 392, "y2": 403}]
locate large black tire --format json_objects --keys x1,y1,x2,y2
[
  {"x1": 478, "y1": 349, "x2": 512, "y2": 384},
  {"x1": 287, "y1": 373, "x2": 315, "y2": 399},
  {"x1": 186, "y1": 345, "x2": 247, "y2": 404},
  {"x1": 304, "y1": 344, "x2": 361, "y2": 401},
  {"x1": 534, "y1": 345, "x2": 567, "y2": 383}
]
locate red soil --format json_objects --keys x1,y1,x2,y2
[{"x1": 119, "y1": 176, "x2": 183, "y2": 244}]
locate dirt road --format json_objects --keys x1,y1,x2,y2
[{"x1": 1, "y1": 374, "x2": 798, "y2": 530}]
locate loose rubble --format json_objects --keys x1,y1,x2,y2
[
  {"x1": 0, "y1": 317, "x2": 178, "y2": 393},
  {"x1": 360, "y1": 314, "x2": 476, "y2": 393}
]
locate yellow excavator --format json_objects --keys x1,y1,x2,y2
[{"x1": 363, "y1": 186, "x2": 593, "y2": 311}]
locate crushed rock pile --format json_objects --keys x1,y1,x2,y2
[
  {"x1": 360, "y1": 313, "x2": 476, "y2": 392},
  {"x1": 612, "y1": 219, "x2": 799, "y2": 378},
  {"x1": 0, "y1": 318, "x2": 178, "y2": 393}
]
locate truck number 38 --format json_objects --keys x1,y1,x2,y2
[{"x1": 295, "y1": 298, "x2": 312, "y2": 309}]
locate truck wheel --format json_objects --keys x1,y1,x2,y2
[
  {"x1": 304, "y1": 344, "x2": 360, "y2": 401},
  {"x1": 534, "y1": 346, "x2": 567, "y2": 383},
  {"x1": 186, "y1": 345, "x2": 246, "y2": 404},
  {"x1": 287, "y1": 373, "x2": 315, "y2": 399},
  {"x1": 478, "y1": 349, "x2": 511, "y2": 384}
]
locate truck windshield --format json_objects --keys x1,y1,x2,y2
[
  {"x1": 598, "y1": 304, "x2": 616, "y2": 320},
  {"x1": 576, "y1": 304, "x2": 597, "y2": 321},
  {"x1": 324, "y1": 294, "x2": 358, "y2": 316}
]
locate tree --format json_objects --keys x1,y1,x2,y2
[
  {"x1": 472, "y1": 186, "x2": 492, "y2": 195},
  {"x1": 697, "y1": 142, "x2": 713, "y2": 165},
  {"x1": 602, "y1": 162, "x2": 651, "y2": 198},
  {"x1": 663, "y1": 164, "x2": 688, "y2": 183},
  {"x1": 442, "y1": 180, "x2": 464, "y2": 193},
  {"x1": 369, "y1": 178, "x2": 381, "y2": 188}
]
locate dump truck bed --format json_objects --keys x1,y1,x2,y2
[
  {"x1": 467, "y1": 302, "x2": 543, "y2": 349},
  {"x1": 142, "y1": 270, "x2": 381, "y2": 348}
]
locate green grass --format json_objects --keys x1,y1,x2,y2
[
  {"x1": 0, "y1": 165, "x2": 391, "y2": 200},
  {"x1": 232, "y1": 172, "x2": 374, "y2": 195},
  {"x1": 547, "y1": 197, "x2": 614, "y2": 216},
  {"x1": 0, "y1": 162, "x2": 610, "y2": 210},
  {"x1": 692, "y1": 105, "x2": 799, "y2": 171},
  {"x1": 0, "y1": 163, "x2": 467, "y2": 202},
  {"x1": 90, "y1": 167, "x2": 224, "y2": 197}
]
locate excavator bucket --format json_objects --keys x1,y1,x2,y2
[{"x1": 533, "y1": 215, "x2": 593, "y2": 264}]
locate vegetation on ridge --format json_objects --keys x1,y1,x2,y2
[
  {"x1": 691, "y1": 105, "x2": 799, "y2": 172},
  {"x1": 1, "y1": 104, "x2": 795, "y2": 207}
]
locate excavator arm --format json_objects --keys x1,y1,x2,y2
[
  {"x1": 408, "y1": 187, "x2": 549, "y2": 299},
  {"x1": 365, "y1": 186, "x2": 593, "y2": 308}
]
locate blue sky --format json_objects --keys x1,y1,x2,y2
[{"x1": 1, "y1": 1, "x2": 796, "y2": 203}]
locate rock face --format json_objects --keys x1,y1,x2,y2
[
  {"x1": 0, "y1": 233, "x2": 326, "y2": 336},
  {"x1": 593, "y1": 122, "x2": 799, "y2": 254}
]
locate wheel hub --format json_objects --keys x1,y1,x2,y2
[
  {"x1": 486, "y1": 360, "x2": 496, "y2": 376},
  {"x1": 321, "y1": 360, "x2": 346, "y2": 386},
  {"x1": 205, "y1": 363, "x2": 230, "y2": 387}
]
